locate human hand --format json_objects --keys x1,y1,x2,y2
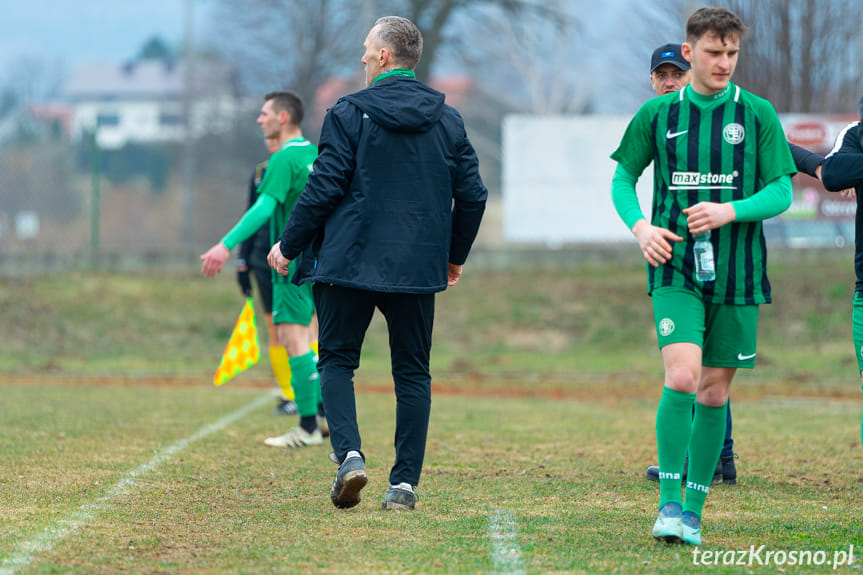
[
  {"x1": 841, "y1": 188, "x2": 857, "y2": 200},
  {"x1": 447, "y1": 263, "x2": 463, "y2": 286},
  {"x1": 267, "y1": 242, "x2": 291, "y2": 276},
  {"x1": 631, "y1": 220, "x2": 683, "y2": 267},
  {"x1": 200, "y1": 243, "x2": 230, "y2": 278},
  {"x1": 683, "y1": 202, "x2": 735, "y2": 235}
]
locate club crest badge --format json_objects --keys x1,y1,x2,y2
[{"x1": 723, "y1": 123, "x2": 745, "y2": 145}]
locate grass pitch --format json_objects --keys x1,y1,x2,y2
[
  {"x1": 2, "y1": 250, "x2": 862, "y2": 573},
  {"x1": 2, "y1": 378, "x2": 862, "y2": 574}
]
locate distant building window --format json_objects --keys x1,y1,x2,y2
[
  {"x1": 97, "y1": 114, "x2": 120, "y2": 127},
  {"x1": 159, "y1": 113, "x2": 182, "y2": 126}
]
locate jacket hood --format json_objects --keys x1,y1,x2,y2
[{"x1": 342, "y1": 77, "x2": 445, "y2": 133}]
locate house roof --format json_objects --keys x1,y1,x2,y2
[{"x1": 64, "y1": 60, "x2": 238, "y2": 101}]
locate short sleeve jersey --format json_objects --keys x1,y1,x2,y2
[
  {"x1": 611, "y1": 82, "x2": 796, "y2": 305},
  {"x1": 257, "y1": 137, "x2": 318, "y2": 282}
]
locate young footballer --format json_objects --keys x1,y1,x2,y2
[
  {"x1": 610, "y1": 8, "x2": 796, "y2": 544},
  {"x1": 641, "y1": 43, "x2": 828, "y2": 488}
]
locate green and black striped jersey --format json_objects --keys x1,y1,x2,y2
[{"x1": 611, "y1": 82, "x2": 796, "y2": 305}]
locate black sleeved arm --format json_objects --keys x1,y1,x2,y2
[
  {"x1": 788, "y1": 142, "x2": 823, "y2": 179},
  {"x1": 449, "y1": 114, "x2": 488, "y2": 266},
  {"x1": 822, "y1": 123, "x2": 863, "y2": 192},
  {"x1": 238, "y1": 172, "x2": 257, "y2": 262},
  {"x1": 279, "y1": 103, "x2": 358, "y2": 259}
]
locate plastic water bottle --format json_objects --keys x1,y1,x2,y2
[{"x1": 693, "y1": 231, "x2": 715, "y2": 282}]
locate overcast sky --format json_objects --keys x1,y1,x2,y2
[
  {"x1": 0, "y1": 0, "x2": 665, "y2": 114},
  {"x1": 0, "y1": 0, "x2": 213, "y2": 70}
]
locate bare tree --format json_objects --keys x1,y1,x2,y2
[
  {"x1": 207, "y1": 0, "x2": 363, "y2": 140},
  {"x1": 436, "y1": 0, "x2": 585, "y2": 194},
  {"x1": 376, "y1": 0, "x2": 561, "y2": 82},
  {"x1": 1, "y1": 56, "x2": 66, "y2": 106},
  {"x1": 626, "y1": 0, "x2": 863, "y2": 114},
  {"x1": 205, "y1": 0, "x2": 565, "y2": 107},
  {"x1": 457, "y1": 0, "x2": 585, "y2": 115},
  {"x1": 726, "y1": 0, "x2": 863, "y2": 113}
]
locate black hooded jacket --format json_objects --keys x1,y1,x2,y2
[{"x1": 279, "y1": 75, "x2": 488, "y2": 293}]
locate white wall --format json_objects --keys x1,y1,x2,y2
[{"x1": 502, "y1": 115, "x2": 653, "y2": 244}]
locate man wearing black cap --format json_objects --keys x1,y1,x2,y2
[{"x1": 649, "y1": 43, "x2": 690, "y2": 96}]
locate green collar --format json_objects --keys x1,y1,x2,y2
[
  {"x1": 281, "y1": 137, "x2": 308, "y2": 150},
  {"x1": 687, "y1": 82, "x2": 734, "y2": 105},
  {"x1": 372, "y1": 69, "x2": 416, "y2": 84},
  {"x1": 685, "y1": 83, "x2": 734, "y2": 110}
]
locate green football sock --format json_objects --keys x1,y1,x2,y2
[
  {"x1": 683, "y1": 401, "x2": 728, "y2": 518},
  {"x1": 860, "y1": 384, "x2": 863, "y2": 448},
  {"x1": 288, "y1": 351, "x2": 321, "y2": 419},
  {"x1": 656, "y1": 386, "x2": 696, "y2": 508}
]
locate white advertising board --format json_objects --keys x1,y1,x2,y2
[{"x1": 502, "y1": 113, "x2": 858, "y2": 246}]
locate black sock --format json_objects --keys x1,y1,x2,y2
[{"x1": 300, "y1": 415, "x2": 317, "y2": 434}]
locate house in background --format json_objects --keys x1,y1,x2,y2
[{"x1": 64, "y1": 59, "x2": 242, "y2": 149}]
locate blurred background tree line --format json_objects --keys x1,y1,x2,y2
[{"x1": 1, "y1": 0, "x2": 862, "y2": 257}]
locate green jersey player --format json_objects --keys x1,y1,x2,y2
[
  {"x1": 202, "y1": 90, "x2": 325, "y2": 448},
  {"x1": 610, "y1": 7, "x2": 796, "y2": 545}
]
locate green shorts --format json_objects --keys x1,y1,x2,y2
[
  {"x1": 651, "y1": 286, "x2": 759, "y2": 368},
  {"x1": 852, "y1": 293, "x2": 863, "y2": 372},
  {"x1": 271, "y1": 261, "x2": 314, "y2": 326}
]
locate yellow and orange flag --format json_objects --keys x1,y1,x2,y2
[{"x1": 213, "y1": 297, "x2": 260, "y2": 386}]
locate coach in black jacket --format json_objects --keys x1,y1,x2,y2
[{"x1": 269, "y1": 15, "x2": 487, "y2": 511}]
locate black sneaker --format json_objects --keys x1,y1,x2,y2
[
  {"x1": 382, "y1": 483, "x2": 416, "y2": 511},
  {"x1": 720, "y1": 453, "x2": 737, "y2": 485},
  {"x1": 273, "y1": 398, "x2": 298, "y2": 416},
  {"x1": 645, "y1": 458, "x2": 723, "y2": 484},
  {"x1": 330, "y1": 454, "x2": 367, "y2": 509}
]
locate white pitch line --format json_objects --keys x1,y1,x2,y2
[
  {"x1": 0, "y1": 393, "x2": 272, "y2": 575},
  {"x1": 488, "y1": 508, "x2": 525, "y2": 575}
]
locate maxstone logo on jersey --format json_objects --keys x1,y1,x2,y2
[{"x1": 671, "y1": 171, "x2": 739, "y2": 189}]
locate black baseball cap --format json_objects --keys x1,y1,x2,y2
[{"x1": 650, "y1": 43, "x2": 690, "y2": 73}]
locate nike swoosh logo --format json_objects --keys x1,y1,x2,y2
[
  {"x1": 737, "y1": 352, "x2": 756, "y2": 361},
  {"x1": 666, "y1": 129, "x2": 688, "y2": 139}
]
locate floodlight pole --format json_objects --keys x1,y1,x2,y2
[
  {"x1": 90, "y1": 119, "x2": 101, "y2": 256},
  {"x1": 181, "y1": 0, "x2": 196, "y2": 251}
]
